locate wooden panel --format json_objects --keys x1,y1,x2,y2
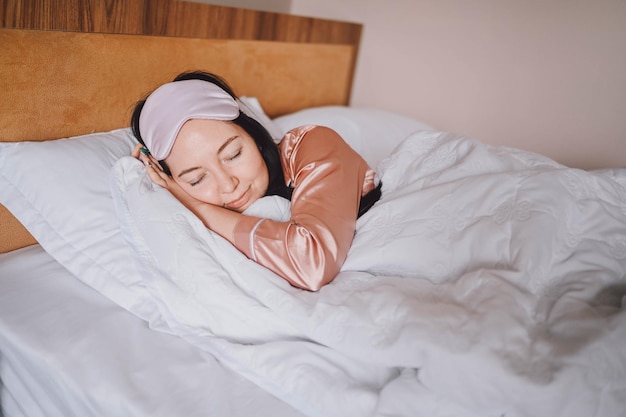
[
  {"x1": 0, "y1": 28, "x2": 354, "y2": 142},
  {"x1": 0, "y1": 0, "x2": 362, "y2": 45},
  {"x1": 0, "y1": 206, "x2": 35, "y2": 252},
  {"x1": 0, "y1": 0, "x2": 362, "y2": 113}
]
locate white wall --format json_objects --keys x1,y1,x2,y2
[{"x1": 291, "y1": 0, "x2": 626, "y2": 169}]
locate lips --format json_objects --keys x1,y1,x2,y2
[{"x1": 225, "y1": 186, "x2": 251, "y2": 211}]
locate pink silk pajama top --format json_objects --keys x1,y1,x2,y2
[{"x1": 233, "y1": 125, "x2": 377, "y2": 291}]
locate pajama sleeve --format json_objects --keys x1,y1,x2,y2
[{"x1": 233, "y1": 125, "x2": 373, "y2": 291}]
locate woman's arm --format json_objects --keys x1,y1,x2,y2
[{"x1": 233, "y1": 126, "x2": 372, "y2": 291}]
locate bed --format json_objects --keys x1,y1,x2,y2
[{"x1": 1, "y1": 2, "x2": 626, "y2": 417}]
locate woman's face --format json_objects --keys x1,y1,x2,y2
[{"x1": 165, "y1": 119, "x2": 269, "y2": 212}]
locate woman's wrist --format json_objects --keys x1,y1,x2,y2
[{"x1": 194, "y1": 203, "x2": 242, "y2": 243}]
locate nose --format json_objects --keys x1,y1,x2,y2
[{"x1": 215, "y1": 168, "x2": 238, "y2": 194}]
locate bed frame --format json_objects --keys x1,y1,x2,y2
[{"x1": 0, "y1": 0, "x2": 362, "y2": 253}]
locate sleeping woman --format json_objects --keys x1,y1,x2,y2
[{"x1": 130, "y1": 71, "x2": 381, "y2": 291}]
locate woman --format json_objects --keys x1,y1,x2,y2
[{"x1": 131, "y1": 71, "x2": 381, "y2": 291}]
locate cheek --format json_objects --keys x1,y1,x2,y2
[
  {"x1": 251, "y1": 156, "x2": 270, "y2": 190},
  {"x1": 176, "y1": 180, "x2": 221, "y2": 205}
]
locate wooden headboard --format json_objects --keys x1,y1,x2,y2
[{"x1": 0, "y1": 0, "x2": 362, "y2": 253}]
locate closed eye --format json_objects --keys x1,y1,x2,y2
[
  {"x1": 190, "y1": 174, "x2": 206, "y2": 187},
  {"x1": 224, "y1": 148, "x2": 242, "y2": 162}
]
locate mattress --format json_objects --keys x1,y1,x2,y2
[{"x1": 0, "y1": 244, "x2": 305, "y2": 417}]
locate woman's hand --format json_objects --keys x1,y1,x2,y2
[
  {"x1": 132, "y1": 144, "x2": 171, "y2": 189},
  {"x1": 132, "y1": 144, "x2": 201, "y2": 211}
]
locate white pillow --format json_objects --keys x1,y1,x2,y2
[
  {"x1": 0, "y1": 128, "x2": 163, "y2": 324},
  {"x1": 272, "y1": 106, "x2": 433, "y2": 168},
  {"x1": 109, "y1": 156, "x2": 299, "y2": 341}
]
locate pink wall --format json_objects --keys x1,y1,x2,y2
[{"x1": 291, "y1": 0, "x2": 626, "y2": 169}]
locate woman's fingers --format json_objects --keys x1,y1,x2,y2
[
  {"x1": 144, "y1": 158, "x2": 169, "y2": 188},
  {"x1": 131, "y1": 144, "x2": 143, "y2": 158},
  {"x1": 132, "y1": 145, "x2": 160, "y2": 170},
  {"x1": 132, "y1": 144, "x2": 156, "y2": 169},
  {"x1": 131, "y1": 145, "x2": 168, "y2": 187},
  {"x1": 138, "y1": 152, "x2": 159, "y2": 170}
]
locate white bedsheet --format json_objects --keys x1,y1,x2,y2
[
  {"x1": 0, "y1": 245, "x2": 305, "y2": 417},
  {"x1": 110, "y1": 130, "x2": 626, "y2": 417}
]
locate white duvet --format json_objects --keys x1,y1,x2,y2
[{"x1": 111, "y1": 130, "x2": 626, "y2": 417}]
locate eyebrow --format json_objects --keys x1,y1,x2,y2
[{"x1": 176, "y1": 135, "x2": 239, "y2": 178}]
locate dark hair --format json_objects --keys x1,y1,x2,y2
[{"x1": 130, "y1": 71, "x2": 292, "y2": 200}]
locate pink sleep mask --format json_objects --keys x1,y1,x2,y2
[{"x1": 139, "y1": 79, "x2": 240, "y2": 160}]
